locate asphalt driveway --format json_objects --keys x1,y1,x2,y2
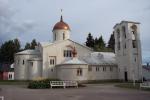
[{"x1": 0, "y1": 84, "x2": 150, "y2": 100}]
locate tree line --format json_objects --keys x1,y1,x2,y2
[
  {"x1": 85, "y1": 33, "x2": 115, "y2": 52},
  {"x1": 0, "y1": 33, "x2": 115, "y2": 64},
  {"x1": 0, "y1": 39, "x2": 38, "y2": 63}
]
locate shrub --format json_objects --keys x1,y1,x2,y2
[{"x1": 28, "y1": 78, "x2": 60, "y2": 89}]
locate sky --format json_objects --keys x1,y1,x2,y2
[{"x1": 0, "y1": 0, "x2": 150, "y2": 63}]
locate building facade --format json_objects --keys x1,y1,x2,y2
[
  {"x1": 14, "y1": 16, "x2": 142, "y2": 81},
  {"x1": 114, "y1": 21, "x2": 142, "y2": 81},
  {"x1": 0, "y1": 63, "x2": 14, "y2": 80}
]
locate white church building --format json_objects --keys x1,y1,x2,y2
[{"x1": 14, "y1": 15, "x2": 142, "y2": 81}]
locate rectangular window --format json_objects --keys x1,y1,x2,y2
[
  {"x1": 69, "y1": 51, "x2": 72, "y2": 57},
  {"x1": 132, "y1": 40, "x2": 136, "y2": 48},
  {"x1": 88, "y1": 66, "x2": 92, "y2": 71},
  {"x1": 9, "y1": 74, "x2": 12, "y2": 79},
  {"x1": 31, "y1": 62, "x2": 33, "y2": 66},
  {"x1": 124, "y1": 33, "x2": 126, "y2": 39},
  {"x1": 135, "y1": 57, "x2": 136, "y2": 62},
  {"x1": 77, "y1": 68, "x2": 82, "y2": 76},
  {"x1": 64, "y1": 50, "x2": 72, "y2": 57},
  {"x1": 124, "y1": 43, "x2": 126, "y2": 49},
  {"x1": 64, "y1": 50, "x2": 66, "y2": 57},
  {"x1": 50, "y1": 59, "x2": 55, "y2": 65},
  {"x1": 96, "y1": 67, "x2": 99, "y2": 71},
  {"x1": 103, "y1": 67, "x2": 106, "y2": 72}
]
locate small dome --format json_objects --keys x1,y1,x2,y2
[{"x1": 53, "y1": 16, "x2": 70, "y2": 31}]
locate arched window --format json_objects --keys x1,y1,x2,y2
[
  {"x1": 122, "y1": 26, "x2": 126, "y2": 38},
  {"x1": 131, "y1": 25, "x2": 137, "y2": 48},
  {"x1": 117, "y1": 29, "x2": 121, "y2": 50},
  {"x1": 132, "y1": 31, "x2": 136, "y2": 40},
  {"x1": 54, "y1": 33, "x2": 56, "y2": 40},
  {"x1": 117, "y1": 29, "x2": 120, "y2": 39},
  {"x1": 131, "y1": 25, "x2": 137, "y2": 40},
  {"x1": 22, "y1": 60, "x2": 25, "y2": 65},
  {"x1": 63, "y1": 33, "x2": 65, "y2": 40}
]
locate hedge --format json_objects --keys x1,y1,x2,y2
[{"x1": 28, "y1": 78, "x2": 60, "y2": 89}]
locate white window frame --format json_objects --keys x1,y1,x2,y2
[{"x1": 64, "y1": 50, "x2": 72, "y2": 57}]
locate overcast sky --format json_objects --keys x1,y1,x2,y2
[{"x1": 0, "y1": 0, "x2": 150, "y2": 62}]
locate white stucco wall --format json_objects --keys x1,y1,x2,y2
[
  {"x1": 114, "y1": 21, "x2": 142, "y2": 81},
  {"x1": 28, "y1": 60, "x2": 42, "y2": 80},
  {"x1": 14, "y1": 54, "x2": 39, "y2": 80},
  {"x1": 8, "y1": 72, "x2": 14, "y2": 80},
  {"x1": 88, "y1": 65, "x2": 118, "y2": 80},
  {"x1": 56, "y1": 64, "x2": 89, "y2": 81},
  {"x1": 53, "y1": 29, "x2": 70, "y2": 42},
  {"x1": 42, "y1": 40, "x2": 93, "y2": 78},
  {"x1": 56, "y1": 64, "x2": 118, "y2": 81}
]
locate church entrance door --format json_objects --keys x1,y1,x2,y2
[{"x1": 124, "y1": 71, "x2": 128, "y2": 81}]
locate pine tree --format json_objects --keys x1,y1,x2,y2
[
  {"x1": 24, "y1": 43, "x2": 31, "y2": 50},
  {"x1": 30, "y1": 39, "x2": 37, "y2": 49},
  {"x1": 13, "y1": 38, "x2": 20, "y2": 52},
  {"x1": 94, "y1": 37, "x2": 98, "y2": 45},
  {"x1": 0, "y1": 40, "x2": 16, "y2": 63},
  {"x1": 93, "y1": 35, "x2": 105, "y2": 51},
  {"x1": 85, "y1": 33, "x2": 95, "y2": 48},
  {"x1": 98, "y1": 35, "x2": 105, "y2": 49},
  {"x1": 93, "y1": 37, "x2": 99, "y2": 51},
  {"x1": 107, "y1": 33, "x2": 115, "y2": 51}
]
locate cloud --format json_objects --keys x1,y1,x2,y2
[
  {"x1": 10, "y1": 20, "x2": 36, "y2": 34},
  {"x1": 144, "y1": 6, "x2": 150, "y2": 11},
  {"x1": 0, "y1": 0, "x2": 35, "y2": 43}
]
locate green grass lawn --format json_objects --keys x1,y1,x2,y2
[{"x1": 0, "y1": 80, "x2": 30, "y2": 85}]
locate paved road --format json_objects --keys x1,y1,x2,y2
[{"x1": 0, "y1": 84, "x2": 150, "y2": 100}]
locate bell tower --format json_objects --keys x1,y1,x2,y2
[{"x1": 114, "y1": 21, "x2": 142, "y2": 81}]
